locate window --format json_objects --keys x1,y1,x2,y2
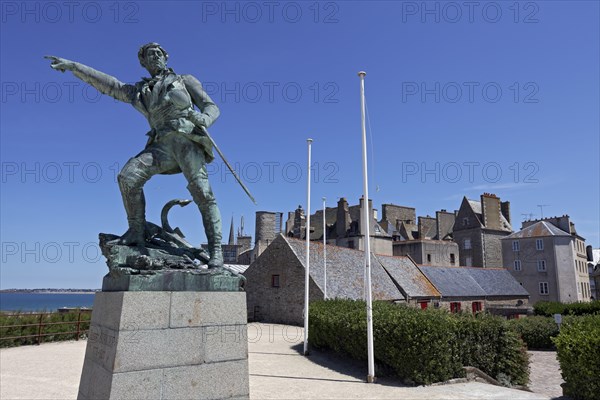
[
  {"x1": 450, "y1": 253, "x2": 456, "y2": 265},
  {"x1": 465, "y1": 256, "x2": 472, "y2": 267},
  {"x1": 472, "y1": 302, "x2": 482, "y2": 314},
  {"x1": 427, "y1": 254, "x2": 432, "y2": 263},
  {"x1": 512, "y1": 241, "x2": 520, "y2": 251},
  {"x1": 539, "y1": 282, "x2": 549, "y2": 295},
  {"x1": 514, "y1": 260, "x2": 522, "y2": 271},
  {"x1": 450, "y1": 302, "x2": 462, "y2": 313},
  {"x1": 537, "y1": 260, "x2": 547, "y2": 272},
  {"x1": 464, "y1": 239, "x2": 471, "y2": 250},
  {"x1": 271, "y1": 274, "x2": 280, "y2": 288},
  {"x1": 462, "y1": 217, "x2": 469, "y2": 226},
  {"x1": 536, "y1": 239, "x2": 544, "y2": 250}
]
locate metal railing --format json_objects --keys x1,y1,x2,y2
[{"x1": 0, "y1": 310, "x2": 92, "y2": 345}]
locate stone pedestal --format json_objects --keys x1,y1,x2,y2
[{"x1": 78, "y1": 291, "x2": 249, "y2": 400}]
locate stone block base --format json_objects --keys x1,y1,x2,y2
[{"x1": 78, "y1": 291, "x2": 249, "y2": 400}]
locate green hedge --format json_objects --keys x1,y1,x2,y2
[
  {"x1": 553, "y1": 315, "x2": 600, "y2": 400},
  {"x1": 507, "y1": 316, "x2": 560, "y2": 349},
  {"x1": 309, "y1": 299, "x2": 528, "y2": 386},
  {"x1": 0, "y1": 311, "x2": 91, "y2": 348},
  {"x1": 534, "y1": 301, "x2": 600, "y2": 317}
]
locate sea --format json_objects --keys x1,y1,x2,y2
[{"x1": 0, "y1": 293, "x2": 96, "y2": 312}]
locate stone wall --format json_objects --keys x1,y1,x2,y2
[
  {"x1": 245, "y1": 239, "x2": 323, "y2": 325},
  {"x1": 381, "y1": 204, "x2": 416, "y2": 226},
  {"x1": 436, "y1": 210, "x2": 456, "y2": 240},
  {"x1": 482, "y1": 231, "x2": 508, "y2": 268}
]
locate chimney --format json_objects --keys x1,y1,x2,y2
[
  {"x1": 336, "y1": 198, "x2": 350, "y2": 238},
  {"x1": 586, "y1": 245, "x2": 594, "y2": 262},
  {"x1": 481, "y1": 193, "x2": 501, "y2": 230},
  {"x1": 501, "y1": 201, "x2": 511, "y2": 225},
  {"x1": 293, "y1": 206, "x2": 305, "y2": 239},
  {"x1": 358, "y1": 197, "x2": 374, "y2": 236}
]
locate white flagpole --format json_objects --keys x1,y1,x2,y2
[
  {"x1": 322, "y1": 197, "x2": 327, "y2": 299},
  {"x1": 359, "y1": 71, "x2": 375, "y2": 383},
  {"x1": 304, "y1": 138, "x2": 313, "y2": 356}
]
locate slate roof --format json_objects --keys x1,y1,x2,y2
[
  {"x1": 418, "y1": 267, "x2": 486, "y2": 298},
  {"x1": 466, "y1": 268, "x2": 530, "y2": 297},
  {"x1": 375, "y1": 255, "x2": 441, "y2": 298},
  {"x1": 224, "y1": 264, "x2": 250, "y2": 274},
  {"x1": 284, "y1": 236, "x2": 405, "y2": 301},
  {"x1": 467, "y1": 199, "x2": 512, "y2": 231},
  {"x1": 503, "y1": 221, "x2": 571, "y2": 239},
  {"x1": 419, "y1": 266, "x2": 529, "y2": 298}
]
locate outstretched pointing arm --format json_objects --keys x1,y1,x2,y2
[{"x1": 45, "y1": 56, "x2": 136, "y2": 104}]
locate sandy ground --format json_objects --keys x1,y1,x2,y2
[{"x1": 1, "y1": 323, "x2": 559, "y2": 400}]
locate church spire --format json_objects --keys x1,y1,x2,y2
[{"x1": 228, "y1": 216, "x2": 235, "y2": 245}]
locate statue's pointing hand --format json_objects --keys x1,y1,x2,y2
[{"x1": 45, "y1": 55, "x2": 75, "y2": 73}]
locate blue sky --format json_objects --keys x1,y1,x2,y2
[{"x1": 1, "y1": 1, "x2": 598, "y2": 289}]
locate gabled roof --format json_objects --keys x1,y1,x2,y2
[
  {"x1": 466, "y1": 198, "x2": 511, "y2": 231},
  {"x1": 465, "y1": 268, "x2": 530, "y2": 297},
  {"x1": 375, "y1": 255, "x2": 441, "y2": 298},
  {"x1": 284, "y1": 236, "x2": 405, "y2": 301},
  {"x1": 418, "y1": 267, "x2": 486, "y2": 297},
  {"x1": 503, "y1": 221, "x2": 571, "y2": 239},
  {"x1": 281, "y1": 235, "x2": 444, "y2": 300},
  {"x1": 418, "y1": 266, "x2": 529, "y2": 298}
]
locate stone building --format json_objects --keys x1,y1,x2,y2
[
  {"x1": 244, "y1": 234, "x2": 529, "y2": 324},
  {"x1": 588, "y1": 246, "x2": 600, "y2": 300},
  {"x1": 418, "y1": 266, "x2": 529, "y2": 317},
  {"x1": 202, "y1": 216, "x2": 253, "y2": 265},
  {"x1": 452, "y1": 193, "x2": 512, "y2": 268},
  {"x1": 501, "y1": 216, "x2": 591, "y2": 304},
  {"x1": 285, "y1": 197, "x2": 393, "y2": 256},
  {"x1": 381, "y1": 204, "x2": 459, "y2": 266},
  {"x1": 394, "y1": 239, "x2": 460, "y2": 266},
  {"x1": 254, "y1": 211, "x2": 284, "y2": 258},
  {"x1": 244, "y1": 234, "x2": 441, "y2": 324}
]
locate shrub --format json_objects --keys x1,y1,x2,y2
[
  {"x1": 553, "y1": 315, "x2": 600, "y2": 400},
  {"x1": 373, "y1": 302, "x2": 460, "y2": 385},
  {"x1": 534, "y1": 301, "x2": 600, "y2": 317},
  {"x1": 0, "y1": 311, "x2": 91, "y2": 348},
  {"x1": 309, "y1": 299, "x2": 529, "y2": 386},
  {"x1": 507, "y1": 316, "x2": 559, "y2": 349},
  {"x1": 455, "y1": 313, "x2": 529, "y2": 386}
]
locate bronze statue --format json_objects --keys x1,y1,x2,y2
[{"x1": 46, "y1": 43, "x2": 225, "y2": 268}]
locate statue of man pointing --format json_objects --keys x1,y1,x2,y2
[{"x1": 46, "y1": 43, "x2": 224, "y2": 268}]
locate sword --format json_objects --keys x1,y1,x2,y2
[{"x1": 185, "y1": 123, "x2": 257, "y2": 205}]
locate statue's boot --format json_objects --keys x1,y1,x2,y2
[
  {"x1": 188, "y1": 178, "x2": 223, "y2": 268},
  {"x1": 118, "y1": 171, "x2": 148, "y2": 247}
]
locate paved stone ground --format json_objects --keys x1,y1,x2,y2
[
  {"x1": 1, "y1": 324, "x2": 556, "y2": 400},
  {"x1": 527, "y1": 351, "x2": 569, "y2": 400}
]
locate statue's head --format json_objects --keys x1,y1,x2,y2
[{"x1": 138, "y1": 42, "x2": 169, "y2": 75}]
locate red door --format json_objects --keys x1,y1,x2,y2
[{"x1": 419, "y1": 302, "x2": 428, "y2": 310}]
